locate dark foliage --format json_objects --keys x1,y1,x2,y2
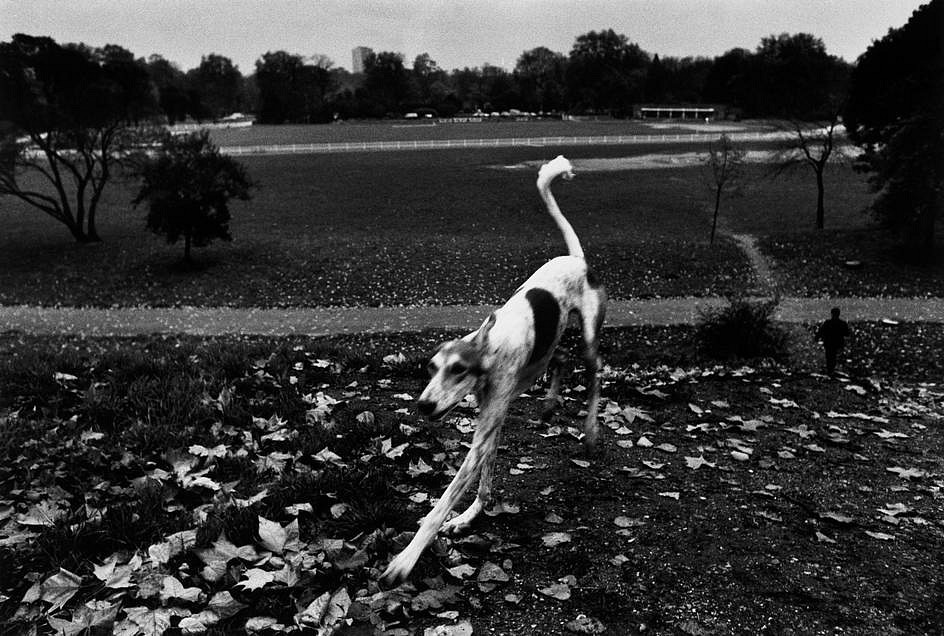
[
  {"x1": 696, "y1": 296, "x2": 791, "y2": 360},
  {"x1": 844, "y1": 0, "x2": 944, "y2": 258},
  {"x1": 132, "y1": 130, "x2": 253, "y2": 264},
  {"x1": 0, "y1": 34, "x2": 159, "y2": 242}
]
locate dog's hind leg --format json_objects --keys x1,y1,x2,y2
[
  {"x1": 541, "y1": 349, "x2": 566, "y2": 422},
  {"x1": 579, "y1": 290, "x2": 606, "y2": 452}
]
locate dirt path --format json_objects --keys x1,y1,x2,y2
[
  {"x1": 1, "y1": 297, "x2": 942, "y2": 337},
  {"x1": 729, "y1": 232, "x2": 778, "y2": 293}
]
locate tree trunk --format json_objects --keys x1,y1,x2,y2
[
  {"x1": 815, "y1": 169, "x2": 825, "y2": 230},
  {"x1": 917, "y1": 206, "x2": 937, "y2": 262},
  {"x1": 69, "y1": 225, "x2": 91, "y2": 243},
  {"x1": 86, "y1": 208, "x2": 102, "y2": 242},
  {"x1": 711, "y1": 186, "x2": 722, "y2": 245},
  {"x1": 184, "y1": 234, "x2": 193, "y2": 265}
]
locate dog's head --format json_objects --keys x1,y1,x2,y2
[{"x1": 416, "y1": 313, "x2": 495, "y2": 420}]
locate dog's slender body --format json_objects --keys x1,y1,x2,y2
[{"x1": 381, "y1": 155, "x2": 606, "y2": 584}]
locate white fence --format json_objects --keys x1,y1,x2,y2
[{"x1": 218, "y1": 131, "x2": 788, "y2": 156}]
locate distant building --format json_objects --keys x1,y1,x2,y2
[
  {"x1": 634, "y1": 104, "x2": 725, "y2": 120},
  {"x1": 352, "y1": 46, "x2": 373, "y2": 73}
]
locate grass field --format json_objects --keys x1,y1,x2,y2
[
  {"x1": 1, "y1": 144, "x2": 761, "y2": 308},
  {"x1": 4, "y1": 129, "x2": 935, "y2": 308},
  {"x1": 1, "y1": 324, "x2": 942, "y2": 634}
]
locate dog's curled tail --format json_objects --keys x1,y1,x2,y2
[{"x1": 537, "y1": 155, "x2": 583, "y2": 259}]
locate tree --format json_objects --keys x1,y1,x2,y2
[
  {"x1": 187, "y1": 54, "x2": 244, "y2": 120},
  {"x1": 772, "y1": 111, "x2": 847, "y2": 229},
  {"x1": 703, "y1": 134, "x2": 746, "y2": 244},
  {"x1": 254, "y1": 51, "x2": 332, "y2": 123},
  {"x1": 410, "y1": 53, "x2": 447, "y2": 106},
  {"x1": 703, "y1": 47, "x2": 752, "y2": 117},
  {"x1": 364, "y1": 51, "x2": 410, "y2": 114},
  {"x1": 147, "y1": 54, "x2": 191, "y2": 124},
  {"x1": 845, "y1": 0, "x2": 944, "y2": 258},
  {"x1": 132, "y1": 131, "x2": 253, "y2": 265},
  {"x1": 0, "y1": 34, "x2": 158, "y2": 242},
  {"x1": 515, "y1": 47, "x2": 567, "y2": 112},
  {"x1": 567, "y1": 29, "x2": 649, "y2": 115},
  {"x1": 747, "y1": 33, "x2": 848, "y2": 119}
]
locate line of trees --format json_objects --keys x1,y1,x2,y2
[
  {"x1": 0, "y1": 29, "x2": 854, "y2": 127},
  {"x1": 257, "y1": 30, "x2": 851, "y2": 123}
]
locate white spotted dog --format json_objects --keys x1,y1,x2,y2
[{"x1": 381, "y1": 155, "x2": 607, "y2": 585}]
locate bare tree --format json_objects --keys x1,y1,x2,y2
[
  {"x1": 772, "y1": 111, "x2": 848, "y2": 230},
  {"x1": 703, "y1": 134, "x2": 746, "y2": 244},
  {"x1": 0, "y1": 35, "x2": 158, "y2": 242}
]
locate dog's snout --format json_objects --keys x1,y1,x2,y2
[{"x1": 417, "y1": 399, "x2": 436, "y2": 416}]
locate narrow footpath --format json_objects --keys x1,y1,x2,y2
[{"x1": 1, "y1": 297, "x2": 942, "y2": 338}]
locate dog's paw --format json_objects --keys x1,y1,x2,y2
[
  {"x1": 380, "y1": 553, "x2": 415, "y2": 587},
  {"x1": 441, "y1": 516, "x2": 473, "y2": 536},
  {"x1": 442, "y1": 506, "x2": 480, "y2": 535}
]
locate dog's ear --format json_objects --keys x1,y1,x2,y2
[{"x1": 474, "y1": 313, "x2": 497, "y2": 349}]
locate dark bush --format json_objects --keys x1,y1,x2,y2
[{"x1": 696, "y1": 296, "x2": 790, "y2": 361}]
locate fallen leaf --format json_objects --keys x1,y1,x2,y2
[
  {"x1": 542, "y1": 532, "x2": 572, "y2": 547},
  {"x1": 161, "y1": 575, "x2": 204, "y2": 603},
  {"x1": 886, "y1": 466, "x2": 927, "y2": 480},
  {"x1": 684, "y1": 456, "x2": 716, "y2": 470},
  {"x1": 565, "y1": 614, "x2": 607, "y2": 634},
  {"x1": 613, "y1": 516, "x2": 643, "y2": 528},
  {"x1": 36, "y1": 568, "x2": 83, "y2": 611},
  {"x1": 877, "y1": 503, "x2": 910, "y2": 517},
  {"x1": 539, "y1": 582, "x2": 571, "y2": 600},
  {"x1": 423, "y1": 620, "x2": 473, "y2": 636},
  {"x1": 408, "y1": 457, "x2": 435, "y2": 477},
  {"x1": 865, "y1": 531, "x2": 895, "y2": 541},
  {"x1": 477, "y1": 561, "x2": 510, "y2": 583},
  {"x1": 819, "y1": 512, "x2": 855, "y2": 524},
  {"x1": 815, "y1": 531, "x2": 837, "y2": 544},
  {"x1": 237, "y1": 568, "x2": 275, "y2": 591},
  {"x1": 447, "y1": 564, "x2": 476, "y2": 580}
]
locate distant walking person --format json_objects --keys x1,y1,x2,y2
[{"x1": 816, "y1": 307, "x2": 851, "y2": 375}]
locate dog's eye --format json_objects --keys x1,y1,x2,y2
[{"x1": 450, "y1": 362, "x2": 468, "y2": 376}]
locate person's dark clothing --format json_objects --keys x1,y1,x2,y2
[{"x1": 817, "y1": 317, "x2": 850, "y2": 374}]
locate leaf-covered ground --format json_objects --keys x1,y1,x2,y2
[
  {"x1": 1, "y1": 323, "x2": 942, "y2": 635},
  {"x1": 759, "y1": 229, "x2": 944, "y2": 299}
]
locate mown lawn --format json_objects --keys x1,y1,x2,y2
[
  {"x1": 1, "y1": 323, "x2": 942, "y2": 634},
  {"x1": 0, "y1": 145, "x2": 755, "y2": 308},
  {"x1": 1, "y1": 136, "x2": 940, "y2": 307}
]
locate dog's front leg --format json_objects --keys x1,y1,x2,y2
[
  {"x1": 442, "y1": 435, "x2": 500, "y2": 534},
  {"x1": 381, "y1": 393, "x2": 510, "y2": 585}
]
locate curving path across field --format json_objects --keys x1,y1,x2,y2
[{"x1": 1, "y1": 297, "x2": 942, "y2": 337}]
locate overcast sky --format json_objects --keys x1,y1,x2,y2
[{"x1": 2, "y1": 0, "x2": 927, "y2": 73}]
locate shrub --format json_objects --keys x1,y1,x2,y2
[{"x1": 696, "y1": 296, "x2": 790, "y2": 361}]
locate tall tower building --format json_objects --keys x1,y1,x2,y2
[{"x1": 352, "y1": 46, "x2": 373, "y2": 73}]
